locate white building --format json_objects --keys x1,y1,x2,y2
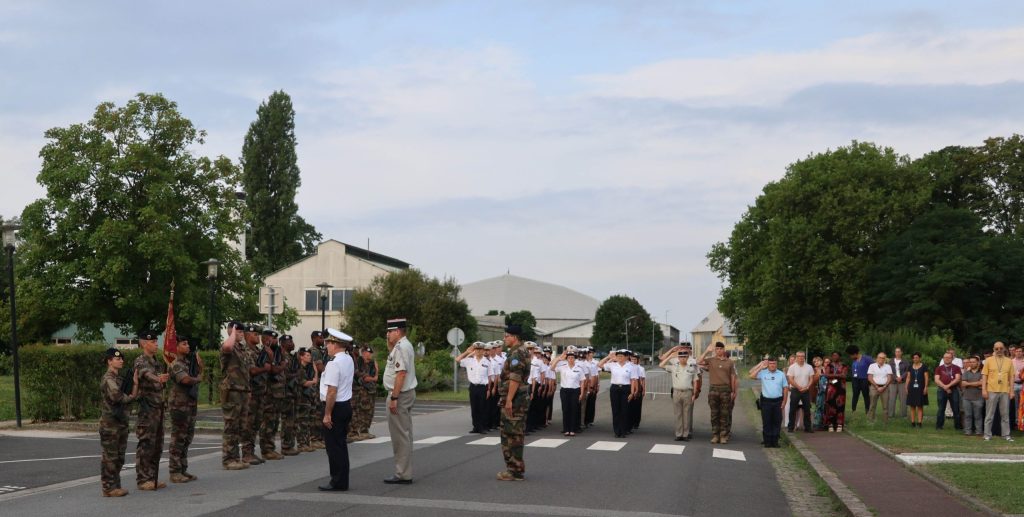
[{"x1": 261, "y1": 240, "x2": 411, "y2": 341}]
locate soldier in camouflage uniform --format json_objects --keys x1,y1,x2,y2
[
  {"x1": 220, "y1": 322, "x2": 251, "y2": 470},
  {"x1": 309, "y1": 330, "x2": 328, "y2": 449},
  {"x1": 296, "y1": 348, "x2": 319, "y2": 452},
  {"x1": 242, "y1": 324, "x2": 269, "y2": 465},
  {"x1": 168, "y1": 335, "x2": 202, "y2": 483},
  {"x1": 134, "y1": 329, "x2": 169, "y2": 490},
  {"x1": 349, "y1": 344, "x2": 379, "y2": 441},
  {"x1": 498, "y1": 324, "x2": 531, "y2": 481},
  {"x1": 279, "y1": 335, "x2": 300, "y2": 455},
  {"x1": 259, "y1": 329, "x2": 286, "y2": 460},
  {"x1": 99, "y1": 348, "x2": 139, "y2": 497}
]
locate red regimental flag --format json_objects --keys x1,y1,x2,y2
[{"x1": 163, "y1": 283, "x2": 177, "y2": 365}]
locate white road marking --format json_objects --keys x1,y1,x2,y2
[
  {"x1": 467, "y1": 437, "x2": 501, "y2": 445},
  {"x1": 0, "y1": 445, "x2": 221, "y2": 465},
  {"x1": 526, "y1": 438, "x2": 569, "y2": 448},
  {"x1": 413, "y1": 436, "x2": 458, "y2": 444},
  {"x1": 587, "y1": 441, "x2": 627, "y2": 452},
  {"x1": 712, "y1": 449, "x2": 746, "y2": 461},
  {"x1": 649, "y1": 444, "x2": 686, "y2": 455},
  {"x1": 357, "y1": 436, "x2": 392, "y2": 444}
]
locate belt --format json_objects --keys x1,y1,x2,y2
[
  {"x1": 611, "y1": 383, "x2": 630, "y2": 387},
  {"x1": 761, "y1": 396, "x2": 782, "y2": 401},
  {"x1": 710, "y1": 385, "x2": 731, "y2": 390},
  {"x1": 471, "y1": 383, "x2": 488, "y2": 386}
]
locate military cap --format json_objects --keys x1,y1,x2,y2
[
  {"x1": 262, "y1": 329, "x2": 278, "y2": 338},
  {"x1": 505, "y1": 324, "x2": 523, "y2": 336},
  {"x1": 137, "y1": 329, "x2": 158, "y2": 341},
  {"x1": 175, "y1": 334, "x2": 190, "y2": 343},
  {"x1": 566, "y1": 350, "x2": 577, "y2": 357},
  {"x1": 615, "y1": 349, "x2": 628, "y2": 355},
  {"x1": 325, "y1": 328, "x2": 354, "y2": 344},
  {"x1": 310, "y1": 330, "x2": 324, "y2": 338},
  {"x1": 714, "y1": 341, "x2": 725, "y2": 348},
  {"x1": 361, "y1": 344, "x2": 373, "y2": 353},
  {"x1": 524, "y1": 341, "x2": 537, "y2": 349},
  {"x1": 228, "y1": 320, "x2": 244, "y2": 331},
  {"x1": 280, "y1": 334, "x2": 293, "y2": 341},
  {"x1": 105, "y1": 347, "x2": 124, "y2": 359},
  {"x1": 542, "y1": 347, "x2": 552, "y2": 354},
  {"x1": 386, "y1": 318, "x2": 408, "y2": 330},
  {"x1": 244, "y1": 323, "x2": 262, "y2": 333}
]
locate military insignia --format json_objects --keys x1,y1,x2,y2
[
  {"x1": 395, "y1": 362, "x2": 400, "y2": 368},
  {"x1": 511, "y1": 359, "x2": 519, "y2": 366}
]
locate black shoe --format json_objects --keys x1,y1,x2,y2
[
  {"x1": 674, "y1": 436, "x2": 684, "y2": 441},
  {"x1": 319, "y1": 484, "x2": 347, "y2": 491},
  {"x1": 682, "y1": 436, "x2": 691, "y2": 441},
  {"x1": 383, "y1": 476, "x2": 412, "y2": 485}
]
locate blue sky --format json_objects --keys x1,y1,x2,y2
[{"x1": 3, "y1": 1, "x2": 1024, "y2": 338}]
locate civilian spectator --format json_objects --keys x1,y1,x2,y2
[
  {"x1": 905, "y1": 353, "x2": 928, "y2": 428},
  {"x1": 1011, "y1": 346, "x2": 1024, "y2": 431},
  {"x1": 786, "y1": 352, "x2": 815, "y2": 433},
  {"x1": 867, "y1": 352, "x2": 892, "y2": 423},
  {"x1": 888, "y1": 347, "x2": 909, "y2": 419},
  {"x1": 847, "y1": 345, "x2": 873, "y2": 414},
  {"x1": 962, "y1": 356, "x2": 984, "y2": 436},
  {"x1": 934, "y1": 352, "x2": 962, "y2": 431},
  {"x1": 823, "y1": 352, "x2": 847, "y2": 432},
  {"x1": 982, "y1": 341, "x2": 1014, "y2": 441},
  {"x1": 813, "y1": 357, "x2": 828, "y2": 430}
]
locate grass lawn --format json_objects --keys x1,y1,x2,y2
[
  {"x1": 0, "y1": 375, "x2": 15, "y2": 421},
  {"x1": 922, "y1": 463, "x2": 1024, "y2": 514},
  {"x1": 843, "y1": 385, "x2": 1024, "y2": 454},
  {"x1": 415, "y1": 389, "x2": 470, "y2": 402}
]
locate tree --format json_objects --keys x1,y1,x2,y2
[
  {"x1": 15, "y1": 93, "x2": 258, "y2": 343},
  {"x1": 591, "y1": 295, "x2": 662, "y2": 353},
  {"x1": 241, "y1": 90, "x2": 321, "y2": 278},
  {"x1": 504, "y1": 310, "x2": 537, "y2": 342},
  {"x1": 708, "y1": 142, "x2": 931, "y2": 356},
  {"x1": 869, "y1": 205, "x2": 1024, "y2": 349},
  {"x1": 344, "y1": 270, "x2": 477, "y2": 351}
]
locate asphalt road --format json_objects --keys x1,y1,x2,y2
[{"x1": 0, "y1": 371, "x2": 788, "y2": 516}]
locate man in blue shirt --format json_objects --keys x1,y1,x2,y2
[
  {"x1": 749, "y1": 357, "x2": 789, "y2": 448},
  {"x1": 847, "y1": 345, "x2": 873, "y2": 414}
]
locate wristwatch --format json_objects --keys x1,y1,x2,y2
[{"x1": 390, "y1": 395, "x2": 398, "y2": 401}]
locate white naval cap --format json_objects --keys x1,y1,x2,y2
[{"x1": 325, "y1": 328, "x2": 354, "y2": 343}]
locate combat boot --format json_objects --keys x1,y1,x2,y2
[
  {"x1": 102, "y1": 488, "x2": 128, "y2": 497},
  {"x1": 242, "y1": 454, "x2": 263, "y2": 465},
  {"x1": 137, "y1": 481, "x2": 167, "y2": 490},
  {"x1": 298, "y1": 445, "x2": 315, "y2": 453},
  {"x1": 280, "y1": 448, "x2": 299, "y2": 456},
  {"x1": 169, "y1": 473, "x2": 190, "y2": 483},
  {"x1": 361, "y1": 432, "x2": 376, "y2": 440},
  {"x1": 183, "y1": 472, "x2": 198, "y2": 481},
  {"x1": 263, "y1": 450, "x2": 284, "y2": 460},
  {"x1": 224, "y1": 460, "x2": 249, "y2": 470}
]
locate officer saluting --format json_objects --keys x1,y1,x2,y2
[
  {"x1": 219, "y1": 321, "x2": 252, "y2": 470},
  {"x1": 99, "y1": 348, "x2": 139, "y2": 497}
]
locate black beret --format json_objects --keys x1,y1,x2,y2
[
  {"x1": 228, "y1": 321, "x2": 244, "y2": 331},
  {"x1": 105, "y1": 347, "x2": 123, "y2": 359},
  {"x1": 137, "y1": 329, "x2": 158, "y2": 341},
  {"x1": 244, "y1": 324, "x2": 262, "y2": 333},
  {"x1": 262, "y1": 329, "x2": 278, "y2": 338},
  {"x1": 175, "y1": 334, "x2": 190, "y2": 343},
  {"x1": 505, "y1": 324, "x2": 522, "y2": 336},
  {"x1": 280, "y1": 334, "x2": 293, "y2": 341},
  {"x1": 310, "y1": 330, "x2": 324, "y2": 338},
  {"x1": 714, "y1": 342, "x2": 725, "y2": 348}
]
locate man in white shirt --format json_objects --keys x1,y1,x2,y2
[
  {"x1": 456, "y1": 342, "x2": 492, "y2": 434},
  {"x1": 786, "y1": 352, "x2": 816, "y2": 433},
  {"x1": 318, "y1": 329, "x2": 354, "y2": 492},
  {"x1": 888, "y1": 348, "x2": 909, "y2": 419},
  {"x1": 866, "y1": 352, "x2": 893, "y2": 423}
]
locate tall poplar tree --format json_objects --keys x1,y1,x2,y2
[{"x1": 241, "y1": 90, "x2": 321, "y2": 278}]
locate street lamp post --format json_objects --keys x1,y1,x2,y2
[
  {"x1": 316, "y1": 282, "x2": 333, "y2": 331},
  {"x1": 3, "y1": 219, "x2": 22, "y2": 428},
  {"x1": 201, "y1": 259, "x2": 220, "y2": 350},
  {"x1": 624, "y1": 315, "x2": 639, "y2": 351}
]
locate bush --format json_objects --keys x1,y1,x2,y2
[
  {"x1": 415, "y1": 349, "x2": 455, "y2": 392},
  {"x1": 0, "y1": 353, "x2": 11, "y2": 376}
]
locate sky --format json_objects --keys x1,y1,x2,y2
[{"x1": 2, "y1": 1, "x2": 1024, "y2": 338}]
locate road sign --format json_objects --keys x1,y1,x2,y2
[{"x1": 447, "y1": 327, "x2": 465, "y2": 347}]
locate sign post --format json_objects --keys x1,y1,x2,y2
[{"x1": 447, "y1": 327, "x2": 466, "y2": 392}]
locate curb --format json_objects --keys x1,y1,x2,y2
[
  {"x1": 845, "y1": 430, "x2": 1004, "y2": 517},
  {"x1": 787, "y1": 433, "x2": 874, "y2": 517}
]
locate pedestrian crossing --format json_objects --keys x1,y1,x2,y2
[
  {"x1": 353, "y1": 434, "x2": 747, "y2": 461},
  {"x1": 0, "y1": 486, "x2": 26, "y2": 495}
]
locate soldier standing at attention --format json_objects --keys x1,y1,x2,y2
[
  {"x1": 351, "y1": 344, "x2": 379, "y2": 441},
  {"x1": 260, "y1": 329, "x2": 286, "y2": 460},
  {"x1": 382, "y1": 318, "x2": 417, "y2": 484},
  {"x1": 497, "y1": 324, "x2": 530, "y2": 481},
  {"x1": 279, "y1": 335, "x2": 301, "y2": 455},
  {"x1": 700, "y1": 341, "x2": 739, "y2": 444},
  {"x1": 296, "y1": 348, "x2": 320, "y2": 452},
  {"x1": 168, "y1": 335, "x2": 202, "y2": 483},
  {"x1": 242, "y1": 324, "x2": 269, "y2": 465},
  {"x1": 134, "y1": 329, "x2": 169, "y2": 490},
  {"x1": 99, "y1": 348, "x2": 139, "y2": 497},
  {"x1": 220, "y1": 322, "x2": 251, "y2": 470}
]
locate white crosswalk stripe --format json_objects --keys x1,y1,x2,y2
[
  {"x1": 587, "y1": 441, "x2": 627, "y2": 451},
  {"x1": 467, "y1": 437, "x2": 501, "y2": 445},
  {"x1": 414, "y1": 436, "x2": 459, "y2": 444},
  {"x1": 649, "y1": 444, "x2": 686, "y2": 454},
  {"x1": 526, "y1": 438, "x2": 569, "y2": 448},
  {"x1": 712, "y1": 448, "x2": 746, "y2": 461}
]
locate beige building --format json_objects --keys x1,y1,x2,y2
[
  {"x1": 691, "y1": 308, "x2": 745, "y2": 361},
  {"x1": 261, "y1": 240, "x2": 410, "y2": 342}
]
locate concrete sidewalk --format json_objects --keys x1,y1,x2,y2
[{"x1": 798, "y1": 431, "x2": 984, "y2": 517}]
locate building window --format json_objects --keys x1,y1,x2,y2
[
  {"x1": 331, "y1": 289, "x2": 356, "y2": 312},
  {"x1": 53, "y1": 338, "x2": 72, "y2": 345},
  {"x1": 305, "y1": 289, "x2": 324, "y2": 311},
  {"x1": 115, "y1": 338, "x2": 139, "y2": 349}
]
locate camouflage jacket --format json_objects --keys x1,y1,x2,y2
[
  {"x1": 100, "y1": 370, "x2": 136, "y2": 425},
  {"x1": 133, "y1": 353, "x2": 166, "y2": 408},
  {"x1": 267, "y1": 345, "x2": 288, "y2": 399},
  {"x1": 169, "y1": 357, "x2": 198, "y2": 407},
  {"x1": 219, "y1": 340, "x2": 252, "y2": 392},
  {"x1": 499, "y1": 343, "x2": 530, "y2": 406}
]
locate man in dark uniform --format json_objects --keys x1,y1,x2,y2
[
  {"x1": 279, "y1": 334, "x2": 300, "y2": 456},
  {"x1": 99, "y1": 348, "x2": 139, "y2": 497},
  {"x1": 133, "y1": 329, "x2": 169, "y2": 490},
  {"x1": 220, "y1": 321, "x2": 251, "y2": 470},
  {"x1": 498, "y1": 324, "x2": 530, "y2": 481},
  {"x1": 168, "y1": 335, "x2": 202, "y2": 482}
]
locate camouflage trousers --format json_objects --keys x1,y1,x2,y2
[
  {"x1": 499, "y1": 394, "x2": 529, "y2": 476},
  {"x1": 99, "y1": 417, "x2": 129, "y2": 492},
  {"x1": 350, "y1": 388, "x2": 376, "y2": 435},
  {"x1": 243, "y1": 390, "x2": 264, "y2": 457},
  {"x1": 169, "y1": 401, "x2": 197, "y2": 474},
  {"x1": 135, "y1": 401, "x2": 165, "y2": 485},
  {"x1": 296, "y1": 399, "x2": 316, "y2": 447},
  {"x1": 221, "y1": 388, "x2": 249, "y2": 465},
  {"x1": 708, "y1": 386, "x2": 734, "y2": 439},
  {"x1": 280, "y1": 395, "x2": 297, "y2": 451},
  {"x1": 260, "y1": 396, "x2": 286, "y2": 454}
]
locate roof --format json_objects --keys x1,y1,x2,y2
[
  {"x1": 264, "y1": 239, "x2": 411, "y2": 277},
  {"x1": 692, "y1": 308, "x2": 725, "y2": 333},
  {"x1": 461, "y1": 274, "x2": 600, "y2": 320}
]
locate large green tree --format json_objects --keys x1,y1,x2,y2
[
  {"x1": 504, "y1": 310, "x2": 537, "y2": 342},
  {"x1": 708, "y1": 142, "x2": 931, "y2": 356},
  {"x1": 241, "y1": 90, "x2": 321, "y2": 278},
  {"x1": 591, "y1": 295, "x2": 662, "y2": 353},
  {"x1": 15, "y1": 93, "x2": 258, "y2": 343},
  {"x1": 345, "y1": 270, "x2": 477, "y2": 351}
]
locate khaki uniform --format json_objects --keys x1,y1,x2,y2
[
  {"x1": 99, "y1": 370, "x2": 136, "y2": 493},
  {"x1": 260, "y1": 346, "x2": 287, "y2": 455},
  {"x1": 705, "y1": 356, "x2": 736, "y2": 440}
]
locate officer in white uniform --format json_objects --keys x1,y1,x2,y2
[{"x1": 455, "y1": 341, "x2": 492, "y2": 434}]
